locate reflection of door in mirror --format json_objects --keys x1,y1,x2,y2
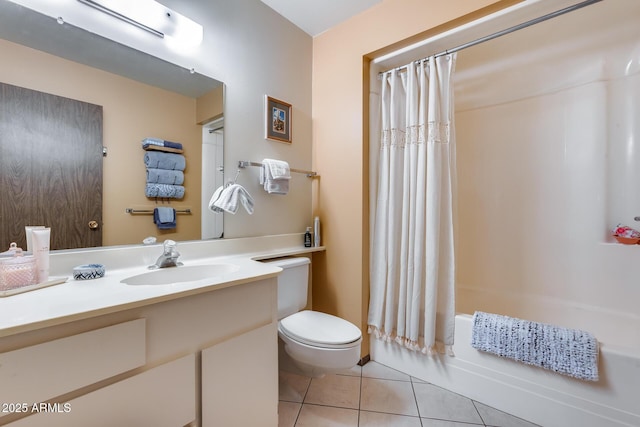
[
  {"x1": 201, "y1": 118, "x2": 224, "y2": 239},
  {"x1": 0, "y1": 83, "x2": 103, "y2": 250}
]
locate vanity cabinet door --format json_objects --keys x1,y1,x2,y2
[
  {"x1": 7, "y1": 354, "x2": 196, "y2": 427},
  {"x1": 202, "y1": 323, "x2": 278, "y2": 427}
]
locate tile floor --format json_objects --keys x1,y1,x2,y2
[{"x1": 279, "y1": 361, "x2": 541, "y2": 427}]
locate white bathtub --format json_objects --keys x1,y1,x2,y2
[{"x1": 370, "y1": 314, "x2": 640, "y2": 427}]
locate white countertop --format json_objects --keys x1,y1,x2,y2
[{"x1": 0, "y1": 234, "x2": 325, "y2": 338}]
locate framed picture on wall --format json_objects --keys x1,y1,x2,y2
[{"x1": 265, "y1": 95, "x2": 292, "y2": 143}]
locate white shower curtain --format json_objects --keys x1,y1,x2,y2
[{"x1": 368, "y1": 55, "x2": 456, "y2": 354}]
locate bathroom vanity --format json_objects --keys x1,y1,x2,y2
[{"x1": 0, "y1": 235, "x2": 322, "y2": 427}]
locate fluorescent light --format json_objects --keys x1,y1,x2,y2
[{"x1": 77, "y1": 0, "x2": 203, "y2": 46}]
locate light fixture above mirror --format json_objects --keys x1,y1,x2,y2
[{"x1": 77, "y1": 0, "x2": 203, "y2": 46}]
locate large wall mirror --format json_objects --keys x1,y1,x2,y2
[{"x1": 0, "y1": 1, "x2": 225, "y2": 251}]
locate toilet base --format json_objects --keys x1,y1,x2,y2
[
  {"x1": 277, "y1": 333, "x2": 361, "y2": 378},
  {"x1": 278, "y1": 338, "x2": 326, "y2": 378}
]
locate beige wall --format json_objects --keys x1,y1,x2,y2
[
  {"x1": 196, "y1": 86, "x2": 224, "y2": 125},
  {"x1": 312, "y1": 0, "x2": 519, "y2": 356},
  {"x1": 0, "y1": 39, "x2": 202, "y2": 246}
]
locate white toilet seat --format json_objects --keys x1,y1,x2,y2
[{"x1": 279, "y1": 310, "x2": 362, "y2": 349}]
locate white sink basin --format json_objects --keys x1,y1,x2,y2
[{"x1": 121, "y1": 264, "x2": 240, "y2": 286}]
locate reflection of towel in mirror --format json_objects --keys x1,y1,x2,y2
[
  {"x1": 143, "y1": 137, "x2": 164, "y2": 146},
  {"x1": 259, "y1": 159, "x2": 290, "y2": 195},
  {"x1": 144, "y1": 151, "x2": 186, "y2": 171},
  {"x1": 146, "y1": 168, "x2": 184, "y2": 185},
  {"x1": 208, "y1": 185, "x2": 225, "y2": 213},
  {"x1": 142, "y1": 137, "x2": 183, "y2": 150},
  {"x1": 209, "y1": 184, "x2": 254, "y2": 215},
  {"x1": 153, "y1": 207, "x2": 176, "y2": 230},
  {"x1": 145, "y1": 183, "x2": 185, "y2": 199}
]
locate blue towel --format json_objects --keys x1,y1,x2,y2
[
  {"x1": 142, "y1": 137, "x2": 183, "y2": 150},
  {"x1": 146, "y1": 168, "x2": 184, "y2": 185},
  {"x1": 471, "y1": 311, "x2": 599, "y2": 381},
  {"x1": 153, "y1": 207, "x2": 176, "y2": 230},
  {"x1": 145, "y1": 183, "x2": 185, "y2": 199},
  {"x1": 142, "y1": 141, "x2": 184, "y2": 150},
  {"x1": 142, "y1": 137, "x2": 164, "y2": 147},
  {"x1": 143, "y1": 151, "x2": 186, "y2": 171}
]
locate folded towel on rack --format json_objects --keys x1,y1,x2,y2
[
  {"x1": 153, "y1": 207, "x2": 176, "y2": 230},
  {"x1": 142, "y1": 137, "x2": 183, "y2": 150},
  {"x1": 144, "y1": 151, "x2": 186, "y2": 171},
  {"x1": 146, "y1": 168, "x2": 185, "y2": 185},
  {"x1": 266, "y1": 158, "x2": 291, "y2": 179},
  {"x1": 145, "y1": 183, "x2": 185, "y2": 199},
  {"x1": 471, "y1": 311, "x2": 599, "y2": 381},
  {"x1": 210, "y1": 184, "x2": 254, "y2": 215},
  {"x1": 259, "y1": 159, "x2": 290, "y2": 195}
]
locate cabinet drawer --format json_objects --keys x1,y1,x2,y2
[
  {"x1": 0, "y1": 319, "x2": 145, "y2": 412},
  {"x1": 8, "y1": 354, "x2": 196, "y2": 427}
]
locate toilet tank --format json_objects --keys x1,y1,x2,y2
[{"x1": 262, "y1": 257, "x2": 310, "y2": 320}]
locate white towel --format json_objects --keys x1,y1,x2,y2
[
  {"x1": 208, "y1": 185, "x2": 226, "y2": 213},
  {"x1": 260, "y1": 159, "x2": 290, "y2": 195},
  {"x1": 266, "y1": 159, "x2": 291, "y2": 179},
  {"x1": 210, "y1": 184, "x2": 254, "y2": 215}
]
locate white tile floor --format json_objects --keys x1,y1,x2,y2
[{"x1": 279, "y1": 361, "x2": 541, "y2": 427}]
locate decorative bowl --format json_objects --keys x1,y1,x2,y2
[
  {"x1": 613, "y1": 235, "x2": 640, "y2": 245},
  {"x1": 73, "y1": 264, "x2": 106, "y2": 280}
]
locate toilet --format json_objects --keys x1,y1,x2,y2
[{"x1": 264, "y1": 257, "x2": 362, "y2": 377}]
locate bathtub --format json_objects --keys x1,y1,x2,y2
[{"x1": 370, "y1": 313, "x2": 640, "y2": 427}]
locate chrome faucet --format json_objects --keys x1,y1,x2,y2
[{"x1": 150, "y1": 240, "x2": 183, "y2": 269}]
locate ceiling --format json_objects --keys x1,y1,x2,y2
[{"x1": 260, "y1": 0, "x2": 381, "y2": 37}]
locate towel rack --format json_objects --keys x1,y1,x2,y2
[
  {"x1": 238, "y1": 160, "x2": 318, "y2": 177},
  {"x1": 126, "y1": 208, "x2": 192, "y2": 214}
]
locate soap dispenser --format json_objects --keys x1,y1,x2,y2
[{"x1": 304, "y1": 227, "x2": 312, "y2": 247}]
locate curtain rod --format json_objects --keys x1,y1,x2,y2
[{"x1": 379, "y1": 0, "x2": 602, "y2": 76}]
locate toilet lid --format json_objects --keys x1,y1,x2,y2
[{"x1": 279, "y1": 310, "x2": 362, "y2": 347}]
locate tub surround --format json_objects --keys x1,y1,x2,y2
[{"x1": 0, "y1": 234, "x2": 323, "y2": 427}]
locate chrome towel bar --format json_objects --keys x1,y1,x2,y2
[
  {"x1": 126, "y1": 208, "x2": 191, "y2": 214},
  {"x1": 238, "y1": 160, "x2": 318, "y2": 178}
]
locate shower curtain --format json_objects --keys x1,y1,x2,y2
[{"x1": 368, "y1": 56, "x2": 456, "y2": 354}]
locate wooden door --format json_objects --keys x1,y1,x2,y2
[{"x1": 0, "y1": 82, "x2": 103, "y2": 250}]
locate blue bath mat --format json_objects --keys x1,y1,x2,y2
[{"x1": 471, "y1": 311, "x2": 599, "y2": 381}]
